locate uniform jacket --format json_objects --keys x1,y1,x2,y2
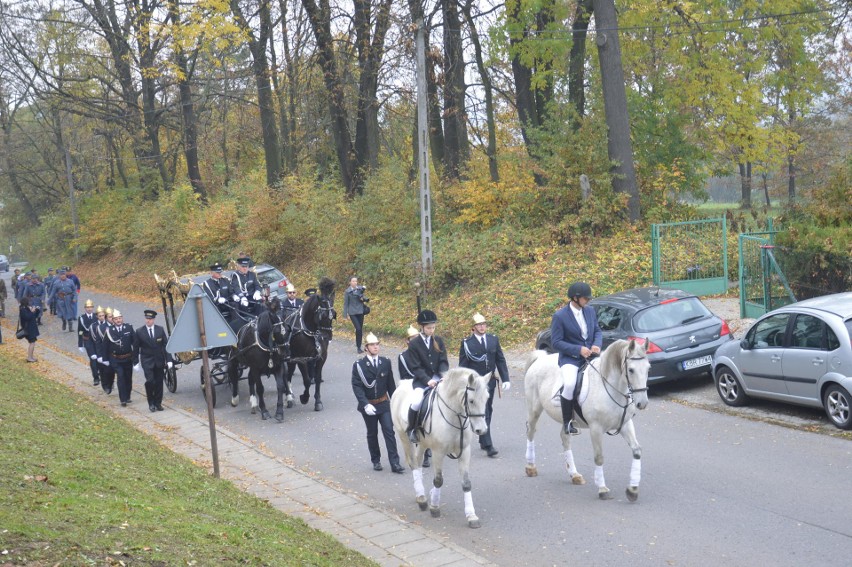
[
  {"x1": 48, "y1": 278, "x2": 78, "y2": 319},
  {"x1": 230, "y1": 271, "x2": 259, "y2": 299},
  {"x1": 406, "y1": 334, "x2": 449, "y2": 390},
  {"x1": 77, "y1": 312, "x2": 97, "y2": 347},
  {"x1": 397, "y1": 349, "x2": 417, "y2": 380},
  {"x1": 203, "y1": 276, "x2": 233, "y2": 314},
  {"x1": 351, "y1": 355, "x2": 396, "y2": 414},
  {"x1": 133, "y1": 324, "x2": 174, "y2": 369},
  {"x1": 458, "y1": 333, "x2": 510, "y2": 382},
  {"x1": 92, "y1": 319, "x2": 108, "y2": 359},
  {"x1": 551, "y1": 304, "x2": 603, "y2": 367},
  {"x1": 106, "y1": 323, "x2": 137, "y2": 359},
  {"x1": 24, "y1": 282, "x2": 45, "y2": 308}
]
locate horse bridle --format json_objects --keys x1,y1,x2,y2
[
  {"x1": 589, "y1": 352, "x2": 648, "y2": 435},
  {"x1": 431, "y1": 382, "x2": 486, "y2": 459}
]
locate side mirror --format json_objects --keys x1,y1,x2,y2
[{"x1": 740, "y1": 339, "x2": 750, "y2": 350}]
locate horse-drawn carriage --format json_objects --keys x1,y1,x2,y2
[{"x1": 154, "y1": 268, "x2": 336, "y2": 417}]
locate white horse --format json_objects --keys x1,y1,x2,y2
[
  {"x1": 391, "y1": 368, "x2": 489, "y2": 528},
  {"x1": 524, "y1": 339, "x2": 650, "y2": 501}
]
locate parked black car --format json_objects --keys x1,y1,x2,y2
[{"x1": 536, "y1": 287, "x2": 734, "y2": 384}]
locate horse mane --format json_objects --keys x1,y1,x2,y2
[
  {"x1": 318, "y1": 276, "x2": 335, "y2": 297},
  {"x1": 599, "y1": 339, "x2": 630, "y2": 377},
  {"x1": 442, "y1": 367, "x2": 485, "y2": 395}
]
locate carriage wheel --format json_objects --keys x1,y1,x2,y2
[
  {"x1": 165, "y1": 366, "x2": 178, "y2": 393},
  {"x1": 200, "y1": 367, "x2": 217, "y2": 407}
]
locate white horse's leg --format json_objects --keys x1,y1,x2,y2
[
  {"x1": 525, "y1": 397, "x2": 544, "y2": 477},
  {"x1": 563, "y1": 449, "x2": 585, "y2": 485},
  {"x1": 412, "y1": 467, "x2": 428, "y2": 510},
  {"x1": 459, "y1": 447, "x2": 480, "y2": 528},
  {"x1": 429, "y1": 451, "x2": 445, "y2": 517},
  {"x1": 429, "y1": 485, "x2": 442, "y2": 517},
  {"x1": 590, "y1": 428, "x2": 612, "y2": 499},
  {"x1": 620, "y1": 420, "x2": 642, "y2": 502}
]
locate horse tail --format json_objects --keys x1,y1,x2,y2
[{"x1": 524, "y1": 349, "x2": 547, "y2": 375}]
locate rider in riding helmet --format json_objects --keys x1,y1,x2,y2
[
  {"x1": 405, "y1": 309, "x2": 449, "y2": 444},
  {"x1": 551, "y1": 282, "x2": 602, "y2": 435}
]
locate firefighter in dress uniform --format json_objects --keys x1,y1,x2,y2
[
  {"x1": 458, "y1": 312, "x2": 512, "y2": 457},
  {"x1": 106, "y1": 309, "x2": 137, "y2": 406},
  {"x1": 77, "y1": 299, "x2": 101, "y2": 386},
  {"x1": 230, "y1": 257, "x2": 262, "y2": 316},
  {"x1": 96, "y1": 307, "x2": 117, "y2": 394},
  {"x1": 351, "y1": 333, "x2": 405, "y2": 473}
]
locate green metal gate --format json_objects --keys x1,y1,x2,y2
[
  {"x1": 738, "y1": 232, "x2": 796, "y2": 318},
  {"x1": 651, "y1": 218, "x2": 728, "y2": 295}
]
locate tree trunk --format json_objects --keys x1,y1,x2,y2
[
  {"x1": 787, "y1": 107, "x2": 796, "y2": 201},
  {"x1": 568, "y1": 0, "x2": 592, "y2": 129},
  {"x1": 230, "y1": 0, "x2": 283, "y2": 187},
  {"x1": 301, "y1": 0, "x2": 358, "y2": 196},
  {"x1": 441, "y1": 0, "x2": 469, "y2": 180},
  {"x1": 739, "y1": 161, "x2": 752, "y2": 209},
  {"x1": 592, "y1": 0, "x2": 641, "y2": 222},
  {"x1": 168, "y1": 0, "x2": 207, "y2": 202},
  {"x1": 276, "y1": 0, "x2": 297, "y2": 172},
  {"x1": 462, "y1": 0, "x2": 498, "y2": 182},
  {"x1": 0, "y1": 89, "x2": 40, "y2": 226},
  {"x1": 426, "y1": 47, "x2": 445, "y2": 173}
]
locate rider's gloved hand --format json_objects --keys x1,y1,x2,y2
[
  {"x1": 501, "y1": 381, "x2": 512, "y2": 392},
  {"x1": 252, "y1": 290, "x2": 262, "y2": 301},
  {"x1": 167, "y1": 361, "x2": 173, "y2": 369},
  {"x1": 232, "y1": 294, "x2": 241, "y2": 303},
  {"x1": 240, "y1": 297, "x2": 249, "y2": 307},
  {"x1": 217, "y1": 297, "x2": 226, "y2": 304},
  {"x1": 364, "y1": 404, "x2": 376, "y2": 416}
]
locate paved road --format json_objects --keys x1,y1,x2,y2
[{"x1": 7, "y1": 273, "x2": 852, "y2": 566}]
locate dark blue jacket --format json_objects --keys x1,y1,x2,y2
[{"x1": 551, "y1": 304, "x2": 603, "y2": 367}]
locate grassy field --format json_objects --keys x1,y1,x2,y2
[{"x1": 0, "y1": 350, "x2": 377, "y2": 566}]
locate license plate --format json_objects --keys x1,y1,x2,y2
[{"x1": 682, "y1": 355, "x2": 712, "y2": 370}]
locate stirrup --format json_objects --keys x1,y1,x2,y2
[
  {"x1": 407, "y1": 429, "x2": 420, "y2": 444},
  {"x1": 564, "y1": 420, "x2": 580, "y2": 436}
]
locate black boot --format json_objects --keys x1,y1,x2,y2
[
  {"x1": 62, "y1": 319, "x2": 66, "y2": 330},
  {"x1": 68, "y1": 321, "x2": 74, "y2": 332},
  {"x1": 560, "y1": 396, "x2": 580, "y2": 435},
  {"x1": 406, "y1": 407, "x2": 420, "y2": 444}
]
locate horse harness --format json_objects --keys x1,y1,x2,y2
[
  {"x1": 576, "y1": 352, "x2": 648, "y2": 436},
  {"x1": 236, "y1": 313, "x2": 286, "y2": 368},
  {"x1": 419, "y1": 380, "x2": 486, "y2": 459}
]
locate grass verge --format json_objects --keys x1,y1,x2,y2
[{"x1": 0, "y1": 350, "x2": 376, "y2": 566}]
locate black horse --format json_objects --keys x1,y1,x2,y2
[
  {"x1": 285, "y1": 277, "x2": 336, "y2": 411},
  {"x1": 227, "y1": 299, "x2": 292, "y2": 422}
]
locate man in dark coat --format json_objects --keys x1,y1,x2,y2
[
  {"x1": 133, "y1": 309, "x2": 174, "y2": 412},
  {"x1": 106, "y1": 309, "x2": 137, "y2": 406},
  {"x1": 351, "y1": 333, "x2": 404, "y2": 473},
  {"x1": 77, "y1": 299, "x2": 100, "y2": 385},
  {"x1": 230, "y1": 257, "x2": 261, "y2": 316},
  {"x1": 459, "y1": 312, "x2": 511, "y2": 457},
  {"x1": 49, "y1": 270, "x2": 78, "y2": 331},
  {"x1": 202, "y1": 262, "x2": 233, "y2": 319},
  {"x1": 95, "y1": 307, "x2": 116, "y2": 394}
]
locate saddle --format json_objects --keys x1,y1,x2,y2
[
  {"x1": 554, "y1": 362, "x2": 590, "y2": 423},
  {"x1": 412, "y1": 387, "x2": 439, "y2": 432}
]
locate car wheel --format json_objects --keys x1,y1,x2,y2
[
  {"x1": 823, "y1": 384, "x2": 852, "y2": 430},
  {"x1": 715, "y1": 366, "x2": 749, "y2": 407}
]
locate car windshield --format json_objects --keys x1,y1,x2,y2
[
  {"x1": 256, "y1": 268, "x2": 285, "y2": 286},
  {"x1": 633, "y1": 297, "x2": 712, "y2": 332}
]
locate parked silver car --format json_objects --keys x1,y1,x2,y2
[{"x1": 713, "y1": 292, "x2": 852, "y2": 429}]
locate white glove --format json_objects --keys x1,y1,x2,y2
[
  {"x1": 78, "y1": 347, "x2": 86, "y2": 355},
  {"x1": 364, "y1": 404, "x2": 376, "y2": 416},
  {"x1": 90, "y1": 354, "x2": 98, "y2": 360},
  {"x1": 167, "y1": 361, "x2": 173, "y2": 369},
  {"x1": 133, "y1": 363, "x2": 141, "y2": 373},
  {"x1": 217, "y1": 296, "x2": 226, "y2": 304},
  {"x1": 97, "y1": 357, "x2": 103, "y2": 363},
  {"x1": 241, "y1": 297, "x2": 249, "y2": 307},
  {"x1": 103, "y1": 361, "x2": 110, "y2": 367},
  {"x1": 501, "y1": 381, "x2": 512, "y2": 392},
  {"x1": 232, "y1": 294, "x2": 240, "y2": 302},
  {"x1": 252, "y1": 290, "x2": 262, "y2": 301}
]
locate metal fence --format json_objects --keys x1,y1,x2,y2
[
  {"x1": 651, "y1": 218, "x2": 728, "y2": 295},
  {"x1": 738, "y1": 234, "x2": 796, "y2": 318}
]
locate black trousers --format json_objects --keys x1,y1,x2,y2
[
  {"x1": 143, "y1": 365, "x2": 165, "y2": 407},
  {"x1": 113, "y1": 359, "x2": 133, "y2": 403},
  {"x1": 478, "y1": 377, "x2": 498, "y2": 449},
  {"x1": 82, "y1": 338, "x2": 99, "y2": 382},
  {"x1": 361, "y1": 408, "x2": 400, "y2": 466},
  {"x1": 99, "y1": 361, "x2": 115, "y2": 393},
  {"x1": 350, "y1": 314, "x2": 364, "y2": 349}
]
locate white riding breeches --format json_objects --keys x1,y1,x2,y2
[
  {"x1": 560, "y1": 364, "x2": 579, "y2": 400},
  {"x1": 410, "y1": 387, "x2": 426, "y2": 411}
]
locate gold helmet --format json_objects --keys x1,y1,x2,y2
[
  {"x1": 112, "y1": 309, "x2": 122, "y2": 318},
  {"x1": 84, "y1": 299, "x2": 95, "y2": 308},
  {"x1": 406, "y1": 325, "x2": 419, "y2": 339},
  {"x1": 472, "y1": 312, "x2": 487, "y2": 325},
  {"x1": 105, "y1": 307, "x2": 113, "y2": 316},
  {"x1": 285, "y1": 283, "x2": 296, "y2": 293},
  {"x1": 364, "y1": 332, "x2": 380, "y2": 345},
  {"x1": 96, "y1": 305, "x2": 105, "y2": 314}
]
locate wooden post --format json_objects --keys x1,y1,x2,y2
[{"x1": 195, "y1": 295, "x2": 220, "y2": 478}]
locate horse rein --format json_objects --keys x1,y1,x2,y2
[{"x1": 431, "y1": 383, "x2": 486, "y2": 460}]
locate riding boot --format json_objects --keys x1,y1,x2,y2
[
  {"x1": 560, "y1": 396, "x2": 580, "y2": 435},
  {"x1": 68, "y1": 320, "x2": 74, "y2": 332},
  {"x1": 406, "y1": 408, "x2": 420, "y2": 444}
]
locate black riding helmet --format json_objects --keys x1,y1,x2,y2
[
  {"x1": 417, "y1": 309, "x2": 438, "y2": 325},
  {"x1": 568, "y1": 282, "x2": 593, "y2": 301}
]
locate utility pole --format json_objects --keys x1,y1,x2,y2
[
  {"x1": 63, "y1": 147, "x2": 80, "y2": 262},
  {"x1": 415, "y1": 18, "x2": 433, "y2": 281}
]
